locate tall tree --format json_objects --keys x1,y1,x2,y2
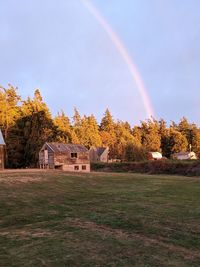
[
  {"x1": 141, "y1": 119, "x2": 161, "y2": 152},
  {"x1": 178, "y1": 117, "x2": 193, "y2": 147},
  {"x1": 0, "y1": 84, "x2": 21, "y2": 139},
  {"x1": 159, "y1": 119, "x2": 171, "y2": 157},
  {"x1": 132, "y1": 126, "x2": 142, "y2": 145},
  {"x1": 79, "y1": 115, "x2": 102, "y2": 148},
  {"x1": 54, "y1": 111, "x2": 72, "y2": 143},
  {"x1": 72, "y1": 108, "x2": 82, "y2": 143},
  {"x1": 191, "y1": 127, "x2": 200, "y2": 157},
  {"x1": 100, "y1": 109, "x2": 116, "y2": 157},
  {"x1": 124, "y1": 125, "x2": 147, "y2": 162},
  {"x1": 169, "y1": 128, "x2": 188, "y2": 154},
  {"x1": 100, "y1": 109, "x2": 114, "y2": 132},
  {"x1": 113, "y1": 121, "x2": 139, "y2": 160},
  {"x1": 7, "y1": 89, "x2": 56, "y2": 167}
]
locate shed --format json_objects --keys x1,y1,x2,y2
[
  {"x1": 39, "y1": 143, "x2": 90, "y2": 172},
  {"x1": 0, "y1": 129, "x2": 5, "y2": 170},
  {"x1": 172, "y1": 151, "x2": 197, "y2": 160},
  {"x1": 148, "y1": 152, "x2": 162, "y2": 161},
  {"x1": 89, "y1": 147, "x2": 109, "y2": 163}
]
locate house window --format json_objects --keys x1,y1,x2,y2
[
  {"x1": 82, "y1": 165, "x2": 86, "y2": 170},
  {"x1": 71, "y1": 153, "x2": 78, "y2": 158},
  {"x1": 74, "y1": 165, "x2": 79, "y2": 171}
]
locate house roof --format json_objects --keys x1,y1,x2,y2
[
  {"x1": 0, "y1": 130, "x2": 5, "y2": 145},
  {"x1": 96, "y1": 147, "x2": 108, "y2": 157},
  {"x1": 46, "y1": 143, "x2": 88, "y2": 153},
  {"x1": 173, "y1": 152, "x2": 195, "y2": 156},
  {"x1": 149, "y1": 152, "x2": 162, "y2": 158}
]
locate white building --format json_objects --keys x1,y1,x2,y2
[
  {"x1": 172, "y1": 152, "x2": 197, "y2": 160},
  {"x1": 148, "y1": 152, "x2": 162, "y2": 160}
]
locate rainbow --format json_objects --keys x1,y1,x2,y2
[{"x1": 81, "y1": 0, "x2": 155, "y2": 119}]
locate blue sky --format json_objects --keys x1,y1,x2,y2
[{"x1": 0, "y1": 0, "x2": 200, "y2": 125}]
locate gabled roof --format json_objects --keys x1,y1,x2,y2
[
  {"x1": 0, "y1": 130, "x2": 5, "y2": 145},
  {"x1": 96, "y1": 147, "x2": 108, "y2": 157},
  {"x1": 46, "y1": 143, "x2": 88, "y2": 153}
]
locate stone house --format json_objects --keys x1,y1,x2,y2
[{"x1": 39, "y1": 143, "x2": 90, "y2": 172}]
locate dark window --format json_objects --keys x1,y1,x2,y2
[
  {"x1": 71, "y1": 153, "x2": 78, "y2": 158},
  {"x1": 82, "y1": 165, "x2": 86, "y2": 170},
  {"x1": 74, "y1": 165, "x2": 79, "y2": 170}
]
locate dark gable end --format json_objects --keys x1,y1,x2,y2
[
  {"x1": 96, "y1": 147, "x2": 107, "y2": 157},
  {"x1": 89, "y1": 147, "x2": 108, "y2": 163}
]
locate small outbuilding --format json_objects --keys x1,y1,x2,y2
[
  {"x1": 89, "y1": 147, "x2": 109, "y2": 163},
  {"x1": 148, "y1": 152, "x2": 162, "y2": 161},
  {"x1": 39, "y1": 143, "x2": 90, "y2": 172},
  {"x1": 0, "y1": 129, "x2": 5, "y2": 170},
  {"x1": 172, "y1": 151, "x2": 197, "y2": 160}
]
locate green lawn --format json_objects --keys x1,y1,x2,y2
[{"x1": 0, "y1": 170, "x2": 199, "y2": 266}]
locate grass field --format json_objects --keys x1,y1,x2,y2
[{"x1": 0, "y1": 170, "x2": 199, "y2": 266}]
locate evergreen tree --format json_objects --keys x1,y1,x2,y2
[
  {"x1": 79, "y1": 115, "x2": 102, "y2": 148},
  {"x1": 124, "y1": 143, "x2": 147, "y2": 162},
  {"x1": 7, "y1": 89, "x2": 56, "y2": 167},
  {"x1": 72, "y1": 107, "x2": 81, "y2": 143},
  {"x1": 54, "y1": 111, "x2": 72, "y2": 143},
  {"x1": 124, "y1": 125, "x2": 147, "y2": 162},
  {"x1": 0, "y1": 84, "x2": 21, "y2": 139},
  {"x1": 159, "y1": 119, "x2": 171, "y2": 157},
  {"x1": 100, "y1": 109, "x2": 114, "y2": 132},
  {"x1": 169, "y1": 128, "x2": 188, "y2": 154},
  {"x1": 191, "y1": 127, "x2": 200, "y2": 157},
  {"x1": 178, "y1": 117, "x2": 193, "y2": 147},
  {"x1": 113, "y1": 121, "x2": 139, "y2": 160},
  {"x1": 100, "y1": 109, "x2": 116, "y2": 158},
  {"x1": 132, "y1": 126, "x2": 142, "y2": 145},
  {"x1": 141, "y1": 119, "x2": 161, "y2": 152}
]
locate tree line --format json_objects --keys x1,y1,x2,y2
[{"x1": 0, "y1": 84, "x2": 200, "y2": 168}]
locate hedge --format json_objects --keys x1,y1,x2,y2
[{"x1": 91, "y1": 160, "x2": 200, "y2": 176}]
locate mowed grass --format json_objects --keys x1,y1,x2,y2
[{"x1": 0, "y1": 170, "x2": 199, "y2": 266}]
